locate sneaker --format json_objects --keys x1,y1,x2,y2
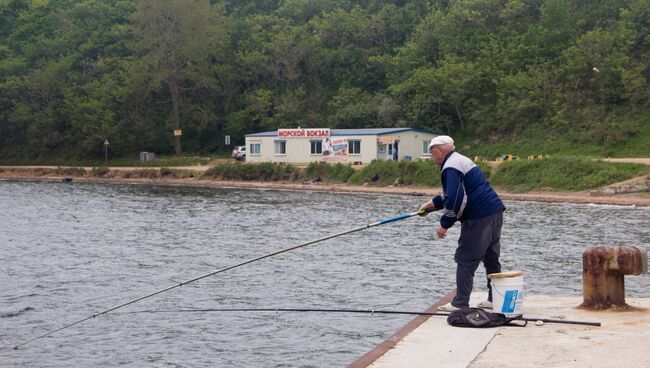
[
  {"x1": 476, "y1": 300, "x2": 493, "y2": 310},
  {"x1": 437, "y1": 302, "x2": 460, "y2": 312}
]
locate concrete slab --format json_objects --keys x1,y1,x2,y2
[
  {"x1": 368, "y1": 317, "x2": 496, "y2": 368},
  {"x1": 353, "y1": 294, "x2": 650, "y2": 368},
  {"x1": 471, "y1": 295, "x2": 650, "y2": 368},
  {"x1": 367, "y1": 294, "x2": 493, "y2": 368},
  {"x1": 348, "y1": 291, "x2": 456, "y2": 368}
]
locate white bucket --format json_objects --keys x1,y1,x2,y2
[{"x1": 488, "y1": 271, "x2": 524, "y2": 317}]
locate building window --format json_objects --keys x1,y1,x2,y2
[
  {"x1": 274, "y1": 140, "x2": 286, "y2": 155},
  {"x1": 349, "y1": 140, "x2": 361, "y2": 155},
  {"x1": 422, "y1": 141, "x2": 431, "y2": 155},
  {"x1": 310, "y1": 140, "x2": 322, "y2": 155},
  {"x1": 250, "y1": 143, "x2": 261, "y2": 155}
]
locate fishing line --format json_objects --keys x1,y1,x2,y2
[
  {"x1": 121, "y1": 307, "x2": 601, "y2": 327},
  {"x1": 12, "y1": 208, "x2": 437, "y2": 350},
  {"x1": 124, "y1": 307, "x2": 451, "y2": 317}
]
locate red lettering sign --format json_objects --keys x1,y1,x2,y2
[{"x1": 278, "y1": 128, "x2": 330, "y2": 138}]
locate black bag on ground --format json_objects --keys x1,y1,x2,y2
[{"x1": 447, "y1": 308, "x2": 527, "y2": 328}]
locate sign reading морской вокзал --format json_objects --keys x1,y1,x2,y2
[{"x1": 277, "y1": 128, "x2": 330, "y2": 138}]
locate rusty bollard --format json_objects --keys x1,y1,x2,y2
[{"x1": 580, "y1": 245, "x2": 647, "y2": 310}]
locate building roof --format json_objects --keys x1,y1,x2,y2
[{"x1": 245, "y1": 127, "x2": 442, "y2": 137}]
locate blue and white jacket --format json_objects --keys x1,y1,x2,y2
[{"x1": 434, "y1": 151, "x2": 505, "y2": 229}]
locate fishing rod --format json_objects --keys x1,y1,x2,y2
[
  {"x1": 516, "y1": 316, "x2": 601, "y2": 327},
  {"x1": 122, "y1": 307, "x2": 601, "y2": 327},
  {"x1": 12, "y1": 208, "x2": 437, "y2": 350}
]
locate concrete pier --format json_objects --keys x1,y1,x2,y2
[{"x1": 349, "y1": 293, "x2": 650, "y2": 368}]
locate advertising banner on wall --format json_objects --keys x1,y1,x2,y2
[
  {"x1": 323, "y1": 138, "x2": 348, "y2": 162},
  {"x1": 377, "y1": 136, "x2": 394, "y2": 144}
]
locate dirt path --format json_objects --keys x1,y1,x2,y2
[
  {"x1": 602, "y1": 158, "x2": 650, "y2": 165},
  {"x1": 0, "y1": 164, "x2": 217, "y2": 171}
]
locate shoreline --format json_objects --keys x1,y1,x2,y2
[{"x1": 1, "y1": 168, "x2": 649, "y2": 207}]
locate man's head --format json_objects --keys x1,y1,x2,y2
[{"x1": 428, "y1": 135, "x2": 455, "y2": 165}]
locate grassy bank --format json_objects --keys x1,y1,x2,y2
[
  {"x1": 203, "y1": 160, "x2": 442, "y2": 186},
  {"x1": 459, "y1": 114, "x2": 650, "y2": 159},
  {"x1": 2, "y1": 157, "x2": 647, "y2": 194},
  {"x1": 203, "y1": 158, "x2": 648, "y2": 192},
  {"x1": 490, "y1": 157, "x2": 649, "y2": 192},
  {"x1": 204, "y1": 162, "x2": 357, "y2": 182}
]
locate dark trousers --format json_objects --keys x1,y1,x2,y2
[{"x1": 451, "y1": 211, "x2": 503, "y2": 308}]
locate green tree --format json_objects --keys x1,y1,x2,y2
[
  {"x1": 327, "y1": 86, "x2": 380, "y2": 128},
  {"x1": 129, "y1": 0, "x2": 227, "y2": 155},
  {"x1": 430, "y1": 55, "x2": 481, "y2": 131}
]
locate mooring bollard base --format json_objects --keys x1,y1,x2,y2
[{"x1": 580, "y1": 245, "x2": 647, "y2": 311}]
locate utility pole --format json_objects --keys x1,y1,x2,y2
[
  {"x1": 103, "y1": 139, "x2": 110, "y2": 167},
  {"x1": 592, "y1": 67, "x2": 607, "y2": 142}
]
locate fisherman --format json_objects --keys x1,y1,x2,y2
[{"x1": 419, "y1": 135, "x2": 506, "y2": 312}]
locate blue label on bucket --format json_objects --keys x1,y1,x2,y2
[{"x1": 502, "y1": 290, "x2": 518, "y2": 313}]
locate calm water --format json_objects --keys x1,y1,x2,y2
[{"x1": 1, "y1": 180, "x2": 649, "y2": 367}]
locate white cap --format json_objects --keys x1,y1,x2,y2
[{"x1": 428, "y1": 135, "x2": 454, "y2": 148}]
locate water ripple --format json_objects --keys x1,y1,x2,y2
[
  {"x1": 0, "y1": 181, "x2": 648, "y2": 367},
  {"x1": 0, "y1": 307, "x2": 35, "y2": 318}
]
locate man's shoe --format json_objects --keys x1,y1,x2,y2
[
  {"x1": 477, "y1": 300, "x2": 493, "y2": 310},
  {"x1": 437, "y1": 302, "x2": 460, "y2": 312}
]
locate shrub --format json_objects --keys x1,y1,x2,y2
[
  {"x1": 328, "y1": 163, "x2": 356, "y2": 182},
  {"x1": 349, "y1": 160, "x2": 397, "y2": 185},
  {"x1": 348, "y1": 160, "x2": 440, "y2": 186},
  {"x1": 160, "y1": 168, "x2": 196, "y2": 178},
  {"x1": 304, "y1": 162, "x2": 355, "y2": 182},
  {"x1": 410, "y1": 160, "x2": 440, "y2": 186},
  {"x1": 204, "y1": 162, "x2": 300, "y2": 181},
  {"x1": 56, "y1": 167, "x2": 86, "y2": 176},
  {"x1": 305, "y1": 162, "x2": 330, "y2": 180},
  {"x1": 91, "y1": 167, "x2": 109, "y2": 177},
  {"x1": 159, "y1": 167, "x2": 175, "y2": 177},
  {"x1": 122, "y1": 169, "x2": 159, "y2": 179}
]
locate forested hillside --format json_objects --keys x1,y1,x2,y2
[{"x1": 1, "y1": 0, "x2": 648, "y2": 159}]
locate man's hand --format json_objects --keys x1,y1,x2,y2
[
  {"x1": 419, "y1": 200, "x2": 435, "y2": 216},
  {"x1": 436, "y1": 226, "x2": 448, "y2": 239}
]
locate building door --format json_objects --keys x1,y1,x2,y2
[
  {"x1": 388, "y1": 141, "x2": 399, "y2": 160},
  {"x1": 377, "y1": 144, "x2": 387, "y2": 159}
]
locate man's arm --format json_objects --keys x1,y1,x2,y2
[{"x1": 439, "y1": 168, "x2": 465, "y2": 229}]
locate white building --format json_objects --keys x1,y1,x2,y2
[{"x1": 244, "y1": 128, "x2": 442, "y2": 164}]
